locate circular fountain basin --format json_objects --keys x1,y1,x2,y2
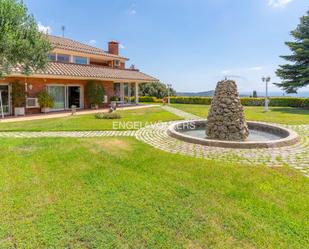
[{"x1": 168, "y1": 120, "x2": 299, "y2": 149}]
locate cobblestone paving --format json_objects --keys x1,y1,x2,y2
[
  {"x1": 0, "y1": 105, "x2": 308, "y2": 177},
  {"x1": 0, "y1": 130, "x2": 137, "y2": 138},
  {"x1": 135, "y1": 122, "x2": 309, "y2": 177}
]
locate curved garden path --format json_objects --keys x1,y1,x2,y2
[
  {"x1": 138, "y1": 106, "x2": 309, "y2": 177},
  {"x1": 0, "y1": 105, "x2": 308, "y2": 177},
  {"x1": 0, "y1": 130, "x2": 137, "y2": 138}
]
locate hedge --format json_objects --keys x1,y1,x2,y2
[
  {"x1": 241, "y1": 97, "x2": 309, "y2": 108},
  {"x1": 169, "y1": 97, "x2": 212, "y2": 105},
  {"x1": 138, "y1": 96, "x2": 308, "y2": 108},
  {"x1": 128, "y1": 96, "x2": 309, "y2": 107},
  {"x1": 130, "y1": 96, "x2": 162, "y2": 103}
]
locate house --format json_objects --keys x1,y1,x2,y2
[{"x1": 0, "y1": 35, "x2": 158, "y2": 116}]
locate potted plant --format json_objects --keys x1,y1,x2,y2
[
  {"x1": 38, "y1": 90, "x2": 54, "y2": 113},
  {"x1": 11, "y1": 81, "x2": 26, "y2": 116},
  {"x1": 110, "y1": 95, "x2": 118, "y2": 110},
  {"x1": 71, "y1": 105, "x2": 77, "y2": 115},
  {"x1": 86, "y1": 81, "x2": 105, "y2": 109}
]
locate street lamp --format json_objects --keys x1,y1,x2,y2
[
  {"x1": 262, "y1": 76, "x2": 271, "y2": 112},
  {"x1": 167, "y1": 84, "x2": 172, "y2": 105}
]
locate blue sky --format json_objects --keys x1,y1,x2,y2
[{"x1": 26, "y1": 0, "x2": 308, "y2": 94}]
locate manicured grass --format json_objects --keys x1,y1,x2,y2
[
  {"x1": 0, "y1": 107, "x2": 181, "y2": 131},
  {"x1": 0, "y1": 104, "x2": 308, "y2": 248},
  {"x1": 172, "y1": 104, "x2": 309, "y2": 124},
  {"x1": 0, "y1": 137, "x2": 308, "y2": 248}
]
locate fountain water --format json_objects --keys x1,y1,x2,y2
[{"x1": 167, "y1": 80, "x2": 299, "y2": 148}]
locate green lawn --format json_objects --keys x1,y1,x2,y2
[
  {"x1": 0, "y1": 105, "x2": 308, "y2": 248},
  {"x1": 172, "y1": 104, "x2": 309, "y2": 124},
  {"x1": 0, "y1": 107, "x2": 180, "y2": 131},
  {"x1": 0, "y1": 137, "x2": 308, "y2": 248}
]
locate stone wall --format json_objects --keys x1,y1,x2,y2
[{"x1": 206, "y1": 80, "x2": 249, "y2": 141}]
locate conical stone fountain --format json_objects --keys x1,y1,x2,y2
[
  {"x1": 168, "y1": 80, "x2": 299, "y2": 148},
  {"x1": 206, "y1": 80, "x2": 249, "y2": 141}
]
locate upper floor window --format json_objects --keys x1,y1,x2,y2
[
  {"x1": 48, "y1": 54, "x2": 56, "y2": 61},
  {"x1": 114, "y1": 60, "x2": 120, "y2": 68},
  {"x1": 73, "y1": 56, "x2": 88, "y2": 65},
  {"x1": 57, "y1": 54, "x2": 70, "y2": 63}
]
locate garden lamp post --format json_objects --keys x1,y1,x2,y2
[
  {"x1": 262, "y1": 76, "x2": 271, "y2": 112},
  {"x1": 167, "y1": 84, "x2": 172, "y2": 105}
]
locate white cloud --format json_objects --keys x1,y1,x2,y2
[
  {"x1": 128, "y1": 9, "x2": 137, "y2": 15},
  {"x1": 221, "y1": 66, "x2": 263, "y2": 75},
  {"x1": 268, "y1": 0, "x2": 293, "y2": 8},
  {"x1": 221, "y1": 70, "x2": 231, "y2": 75},
  {"x1": 248, "y1": 66, "x2": 263, "y2": 71},
  {"x1": 88, "y1": 39, "x2": 97, "y2": 45},
  {"x1": 119, "y1": 43, "x2": 125, "y2": 49},
  {"x1": 127, "y1": 4, "x2": 137, "y2": 15},
  {"x1": 38, "y1": 22, "x2": 52, "y2": 34}
]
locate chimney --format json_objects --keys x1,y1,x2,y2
[{"x1": 108, "y1": 41, "x2": 119, "y2": 55}]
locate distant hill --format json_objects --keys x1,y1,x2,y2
[
  {"x1": 177, "y1": 90, "x2": 214, "y2": 97},
  {"x1": 176, "y1": 91, "x2": 309, "y2": 98}
]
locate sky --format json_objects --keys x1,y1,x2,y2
[{"x1": 25, "y1": 0, "x2": 309, "y2": 95}]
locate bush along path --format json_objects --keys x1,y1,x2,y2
[{"x1": 0, "y1": 105, "x2": 308, "y2": 177}]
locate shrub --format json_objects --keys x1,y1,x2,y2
[
  {"x1": 11, "y1": 81, "x2": 26, "y2": 107},
  {"x1": 241, "y1": 98, "x2": 265, "y2": 106},
  {"x1": 110, "y1": 95, "x2": 118, "y2": 101},
  {"x1": 86, "y1": 81, "x2": 105, "y2": 106},
  {"x1": 37, "y1": 90, "x2": 54, "y2": 108},
  {"x1": 127, "y1": 95, "x2": 309, "y2": 107},
  {"x1": 169, "y1": 97, "x2": 212, "y2": 105},
  {"x1": 167, "y1": 96, "x2": 309, "y2": 107},
  {"x1": 95, "y1": 112, "x2": 121, "y2": 119},
  {"x1": 130, "y1": 96, "x2": 159, "y2": 103},
  {"x1": 241, "y1": 97, "x2": 309, "y2": 107},
  {"x1": 154, "y1": 98, "x2": 163, "y2": 103},
  {"x1": 139, "y1": 82, "x2": 176, "y2": 98},
  {"x1": 269, "y1": 98, "x2": 309, "y2": 107}
]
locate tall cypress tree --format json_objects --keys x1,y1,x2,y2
[{"x1": 275, "y1": 10, "x2": 309, "y2": 93}]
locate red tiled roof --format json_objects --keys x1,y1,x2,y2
[
  {"x1": 12, "y1": 62, "x2": 158, "y2": 82},
  {"x1": 47, "y1": 35, "x2": 128, "y2": 60}
]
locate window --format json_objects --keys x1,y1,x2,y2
[
  {"x1": 48, "y1": 54, "x2": 56, "y2": 61},
  {"x1": 73, "y1": 56, "x2": 88, "y2": 65},
  {"x1": 114, "y1": 60, "x2": 120, "y2": 68},
  {"x1": 57, "y1": 54, "x2": 70, "y2": 63}
]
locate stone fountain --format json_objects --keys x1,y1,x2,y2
[
  {"x1": 167, "y1": 80, "x2": 299, "y2": 148},
  {"x1": 206, "y1": 80, "x2": 249, "y2": 141}
]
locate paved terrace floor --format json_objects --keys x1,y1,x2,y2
[
  {"x1": 0, "y1": 105, "x2": 308, "y2": 177},
  {"x1": 0, "y1": 104, "x2": 158, "y2": 123}
]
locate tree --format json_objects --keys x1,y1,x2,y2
[
  {"x1": 0, "y1": 0, "x2": 51, "y2": 78},
  {"x1": 11, "y1": 81, "x2": 26, "y2": 107},
  {"x1": 252, "y1": 90, "x2": 257, "y2": 98},
  {"x1": 37, "y1": 90, "x2": 54, "y2": 109},
  {"x1": 86, "y1": 81, "x2": 105, "y2": 107},
  {"x1": 275, "y1": 10, "x2": 309, "y2": 93},
  {"x1": 139, "y1": 82, "x2": 176, "y2": 99}
]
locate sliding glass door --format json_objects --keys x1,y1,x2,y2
[
  {"x1": 47, "y1": 85, "x2": 66, "y2": 110},
  {"x1": 47, "y1": 85, "x2": 82, "y2": 111},
  {"x1": 67, "y1": 86, "x2": 81, "y2": 108},
  {"x1": 0, "y1": 85, "x2": 10, "y2": 115}
]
